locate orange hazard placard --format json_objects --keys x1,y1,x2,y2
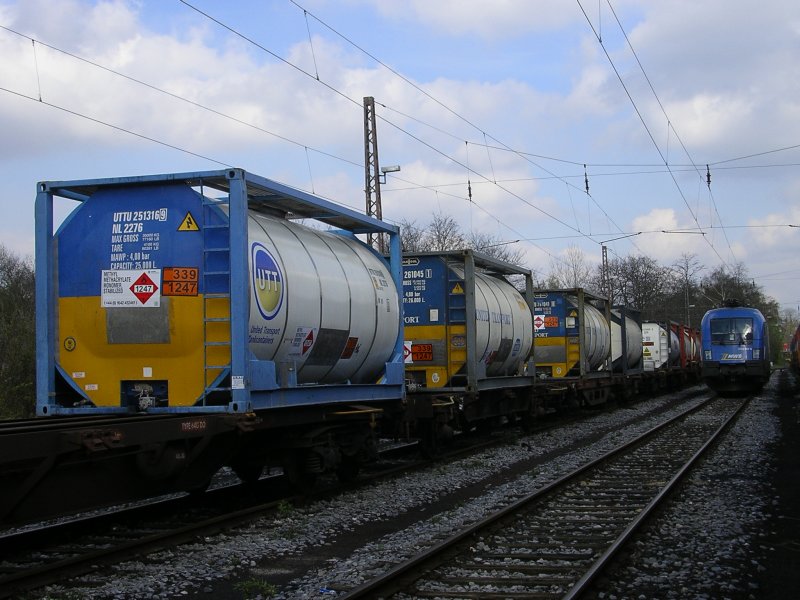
[
  {"x1": 162, "y1": 267, "x2": 199, "y2": 296},
  {"x1": 544, "y1": 316, "x2": 559, "y2": 328},
  {"x1": 412, "y1": 343, "x2": 433, "y2": 361}
]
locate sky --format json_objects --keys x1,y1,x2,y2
[{"x1": 1, "y1": 0, "x2": 799, "y2": 311}]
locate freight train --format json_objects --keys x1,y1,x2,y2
[
  {"x1": 788, "y1": 323, "x2": 800, "y2": 372},
  {"x1": 1, "y1": 168, "x2": 701, "y2": 524},
  {"x1": 699, "y1": 302, "x2": 771, "y2": 394}
]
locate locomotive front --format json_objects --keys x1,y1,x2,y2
[{"x1": 700, "y1": 305, "x2": 770, "y2": 394}]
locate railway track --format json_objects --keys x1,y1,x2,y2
[
  {"x1": 0, "y1": 477, "x2": 287, "y2": 598},
  {"x1": 0, "y1": 388, "x2": 711, "y2": 597},
  {"x1": 342, "y1": 395, "x2": 748, "y2": 599},
  {"x1": 0, "y1": 431, "x2": 511, "y2": 598}
]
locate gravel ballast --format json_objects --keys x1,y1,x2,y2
[{"x1": 39, "y1": 379, "x2": 799, "y2": 599}]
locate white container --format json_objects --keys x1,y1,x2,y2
[
  {"x1": 642, "y1": 322, "x2": 682, "y2": 370},
  {"x1": 247, "y1": 212, "x2": 399, "y2": 384}
]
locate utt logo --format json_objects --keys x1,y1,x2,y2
[{"x1": 252, "y1": 243, "x2": 283, "y2": 320}]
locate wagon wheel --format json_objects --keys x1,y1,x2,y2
[
  {"x1": 282, "y1": 451, "x2": 318, "y2": 491},
  {"x1": 231, "y1": 458, "x2": 265, "y2": 484},
  {"x1": 336, "y1": 454, "x2": 361, "y2": 483}
]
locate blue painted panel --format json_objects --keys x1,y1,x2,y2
[
  {"x1": 56, "y1": 184, "x2": 223, "y2": 297},
  {"x1": 402, "y1": 256, "x2": 447, "y2": 325},
  {"x1": 700, "y1": 306, "x2": 768, "y2": 364},
  {"x1": 531, "y1": 292, "x2": 574, "y2": 338}
]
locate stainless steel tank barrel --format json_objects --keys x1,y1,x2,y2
[{"x1": 248, "y1": 212, "x2": 399, "y2": 384}]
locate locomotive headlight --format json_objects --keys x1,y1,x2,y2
[{"x1": 704, "y1": 350, "x2": 712, "y2": 360}]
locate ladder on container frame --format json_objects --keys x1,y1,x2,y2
[{"x1": 200, "y1": 183, "x2": 232, "y2": 404}]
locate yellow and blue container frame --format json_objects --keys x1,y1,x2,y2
[
  {"x1": 403, "y1": 250, "x2": 535, "y2": 394},
  {"x1": 531, "y1": 288, "x2": 612, "y2": 378},
  {"x1": 36, "y1": 169, "x2": 405, "y2": 416}
]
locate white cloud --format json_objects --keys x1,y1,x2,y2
[
  {"x1": 365, "y1": 0, "x2": 577, "y2": 39},
  {"x1": 628, "y1": 207, "x2": 707, "y2": 263},
  {"x1": 2, "y1": 0, "x2": 800, "y2": 307},
  {"x1": 661, "y1": 94, "x2": 755, "y2": 148},
  {"x1": 748, "y1": 205, "x2": 800, "y2": 248}
]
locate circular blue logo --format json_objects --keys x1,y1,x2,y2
[{"x1": 251, "y1": 242, "x2": 283, "y2": 320}]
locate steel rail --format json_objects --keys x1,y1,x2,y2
[
  {"x1": 0, "y1": 429, "x2": 503, "y2": 598},
  {"x1": 342, "y1": 394, "x2": 718, "y2": 599},
  {"x1": 0, "y1": 495, "x2": 290, "y2": 598},
  {"x1": 562, "y1": 395, "x2": 750, "y2": 599}
]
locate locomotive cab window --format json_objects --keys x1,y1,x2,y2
[{"x1": 710, "y1": 317, "x2": 753, "y2": 345}]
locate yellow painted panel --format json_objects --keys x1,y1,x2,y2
[
  {"x1": 58, "y1": 295, "x2": 210, "y2": 407},
  {"x1": 425, "y1": 367, "x2": 447, "y2": 388},
  {"x1": 403, "y1": 323, "x2": 472, "y2": 388},
  {"x1": 405, "y1": 325, "x2": 450, "y2": 388},
  {"x1": 405, "y1": 325, "x2": 446, "y2": 341},
  {"x1": 447, "y1": 323, "x2": 466, "y2": 382},
  {"x1": 567, "y1": 339, "x2": 580, "y2": 372},
  {"x1": 534, "y1": 336, "x2": 579, "y2": 378}
]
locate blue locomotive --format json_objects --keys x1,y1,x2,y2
[{"x1": 700, "y1": 302, "x2": 771, "y2": 394}]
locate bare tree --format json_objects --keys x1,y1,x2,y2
[
  {"x1": 0, "y1": 245, "x2": 36, "y2": 419},
  {"x1": 700, "y1": 262, "x2": 756, "y2": 307},
  {"x1": 423, "y1": 212, "x2": 465, "y2": 251},
  {"x1": 466, "y1": 230, "x2": 526, "y2": 266},
  {"x1": 397, "y1": 217, "x2": 427, "y2": 252},
  {"x1": 668, "y1": 252, "x2": 705, "y2": 324},
  {"x1": 547, "y1": 245, "x2": 593, "y2": 289},
  {"x1": 598, "y1": 254, "x2": 671, "y2": 312}
]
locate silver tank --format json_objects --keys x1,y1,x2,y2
[
  {"x1": 683, "y1": 328, "x2": 699, "y2": 362},
  {"x1": 611, "y1": 310, "x2": 643, "y2": 370},
  {"x1": 568, "y1": 297, "x2": 611, "y2": 371},
  {"x1": 247, "y1": 212, "x2": 399, "y2": 384},
  {"x1": 669, "y1": 328, "x2": 681, "y2": 365},
  {"x1": 452, "y1": 267, "x2": 533, "y2": 376}
]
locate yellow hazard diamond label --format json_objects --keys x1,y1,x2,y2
[
  {"x1": 451, "y1": 282, "x2": 464, "y2": 294},
  {"x1": 178, "y1": 212, "x2": 200, "y2": 231}
]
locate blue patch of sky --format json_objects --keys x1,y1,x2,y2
[
  {"x1": 135, "y1": 1, "x2": 306, "y2": 63},
  {"x1": 137, "y1": 1, "x2": 586, "y2": 95}
]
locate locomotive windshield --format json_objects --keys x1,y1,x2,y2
[{"x1": 710, "y1": 317, "x2": 753, "y2": 345}]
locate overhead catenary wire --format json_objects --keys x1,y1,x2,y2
[
  {"x1": 576, "y1": 0, "x2": 734, "y2": 272},
  {"x1": 7, "y1": 9, "x2": 798, "y2": 194},
  {"x1": 384, "y1": 161, "x2": 800, "y2": 193},
  {"x1": 2, "y1": 20, "x2": 577, "y2": 273},
  {"x1": 287, "y1": 0, "x2": 640, "y2": 252},
  {"x1": 181, "y1": 1, "x2": 610, "y2": 245},
  {"x1": 8, "y1": 17, "x2": 564, "y2": 263},
  {"x1": 0, "y1": 85, "x2": 233, "y2": 167},
  {"x1": 710, "y1": 142, "x2": 800, "y2": 166},
  {"x1": 174, "y1": 1, "x2": 597, "y2": 254},
  {"x1": 603, "y1": 0, "x2": 737, "y2": 264},
  {"x1": 454, "y1": 138, "x2": 800, "y2": 171},
  {"x1": 183, "y1": 0, "x2": 794, "y2": 271},
  {"x1": 5, "y1": 5, "x2": 790, "y2": 279},
  {"x1": 0, "y1": 24, "x2": 363, "y2": 170}
]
